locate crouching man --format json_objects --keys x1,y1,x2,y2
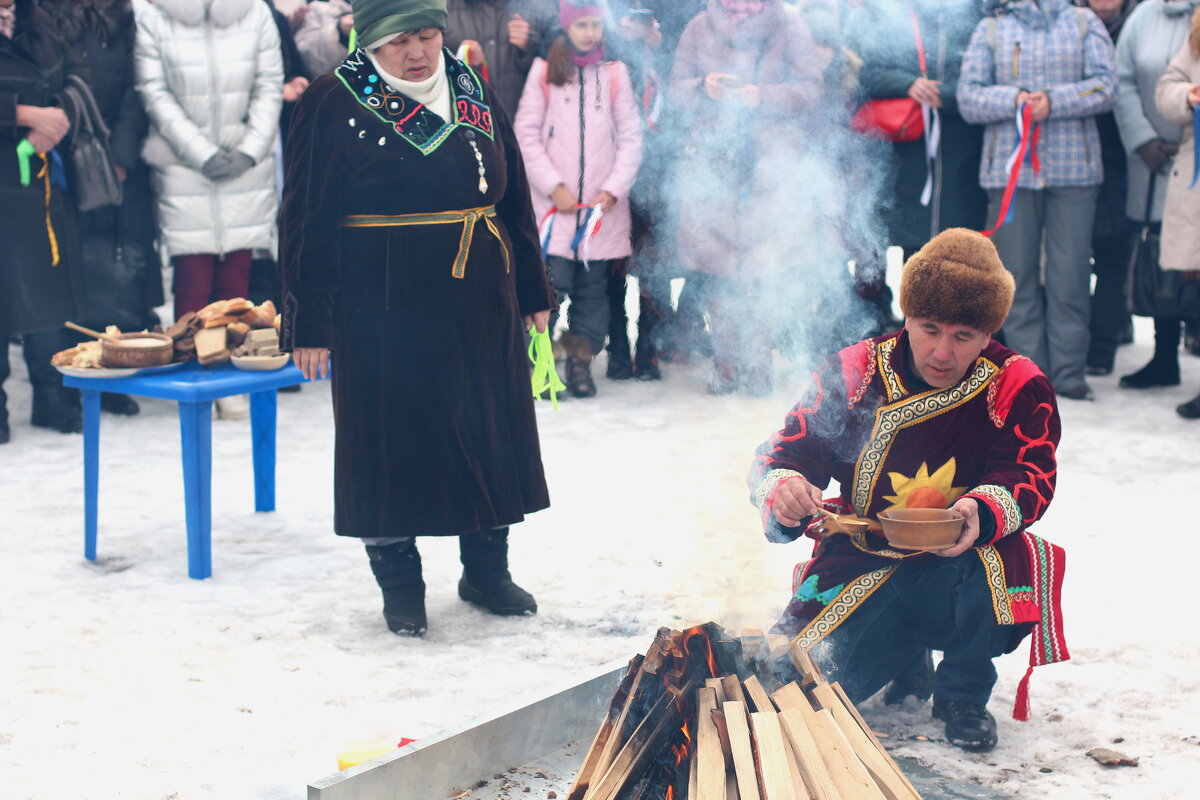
[{"x1": 749, "y1": 229, "x2": 1069, "y2": 751}]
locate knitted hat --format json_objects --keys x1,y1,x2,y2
[
  {"x1": 560, "y1": 0, "x2": 605, "y2": 28},
  {"x1": 898, "y1": 228, "x2": 1015, "y2": 335},
  {"x1": 353, "y1": 0, "x2": 447, "y2": 51}
]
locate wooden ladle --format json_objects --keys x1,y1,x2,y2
[
  {"x1": 813, "y1": 506, "x2": 870, "y2": 531},
  {"x1": 65, "y1": 321, "x2": 123, "y2": 345}
]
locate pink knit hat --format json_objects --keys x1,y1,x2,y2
[{"x1": 560, "y1": 0, "x2": 605, "y2": 28}]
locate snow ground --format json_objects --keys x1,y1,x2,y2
[{"x1": 1, "y1": 320, "x2": 1198, "y2": 800}]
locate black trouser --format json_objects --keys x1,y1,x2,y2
[
  {"x1": 813, "y1": 554, "x2": 1019, "y2": 706},
  {"x1": 1088, "y1": 229, "x2": 1133, "y2": 370}
]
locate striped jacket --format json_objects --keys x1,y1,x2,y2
[{"x1": 959, "y1": 0, "x2": 1118, "y2": 189}]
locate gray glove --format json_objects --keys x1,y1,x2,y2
[{"x1": 201, "y1": 149, "x2": 255, "y2": 181}]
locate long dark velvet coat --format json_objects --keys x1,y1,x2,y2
[{"x1": 279, "y1": 48, "x2": 556, "y2": 538}]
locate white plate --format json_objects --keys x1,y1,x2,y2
[
  {"x1": 54, "y1": 361, "x2": 187, "y2": 380},
  {"x1": 231, "y1": 354, "x2": 290, "y2": 371}
]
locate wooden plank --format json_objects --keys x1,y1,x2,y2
[
  {"x1": 723, "y1": 701, "x2": 762, "y2": 800},
  {"x1": 743, "y1": 675, "x2": 777, "y2": 714},
  {"x1": 721, "y1": 675, "x2": 748, "y2": 705},
  {"x1": 566, "y1": 655, "x2": 644, "y2": 800},
  {"x1": 826, "y1": 683, "x2": 924, "y2": 800},
  {"x1": 778, "y1": 709, "x2": 838, "y2": 800},
  {"x1": 707, "y1": 677, "x2": 729, "y2": 705},
  {"x1": 782, "y1": 729, "x2": 814, "y2": 800},
  {"x1": 749, "y1": 711, "x2": 796, "y2": 800},
  {"x1": 696, "y1": 687, "x2": 728, "y2": 800},
  {"x1": 788, "y1": 642, "x2": 824, "y2": 687},
  {"x1": 726, "y1": 770, "x2": 742, "y2": 800},
  {"x1": 770, "y1": 682, "x2": 811, "y2": 713},
  {"x1": 806, "y1": 708, "x2": 887, "y2": 800}
]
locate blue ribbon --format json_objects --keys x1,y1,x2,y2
[
  {"x1": 569, "y1": 206, "x2": 595, "y2": 253},
  {"x1": 1191, "y1": 105, "x2": 1199, "y2": 190}
]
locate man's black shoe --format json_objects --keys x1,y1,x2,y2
[
  {"x1": 933, "y1": 700, "x2": 998, "y2": 751},
  {"x1": 884, "y1": 650, "x2": 934, "y2": 705},
  {"x1": 101, "y1": 393, "x2": 140, "y2": 416}
]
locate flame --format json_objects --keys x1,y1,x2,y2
[{"x1": 681, "y1": 625, "x2": 720, "y2": 678}]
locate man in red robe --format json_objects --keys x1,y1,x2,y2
[{"x1": 750, "y1": 228, "x2": 1067, "y2": 751}]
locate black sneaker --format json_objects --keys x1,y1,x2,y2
[
  {"x1": 884, "y1": 650, "x2": 934, "y2": 706},
  {"x1": 932, "y1": 700, "x2": 998, "y2": 751}
]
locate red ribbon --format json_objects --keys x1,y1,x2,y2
[{"x1": 982, "y1": 103, "x2": 1040, "y2": 238}]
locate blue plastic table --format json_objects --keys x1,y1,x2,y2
[{"x1": 61, "y1": 361, "x2": 314, "y2": 579}]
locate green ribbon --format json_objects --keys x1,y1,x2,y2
[
  {"x1": 17, "y1": 139, "x2": 36, "y2": 187},
  {"x1": 528, "y1": 327, "x2": 564, "y2": 410},
  {"x1": 347, "y1": 27, "x2": 357, "y2": 54}
]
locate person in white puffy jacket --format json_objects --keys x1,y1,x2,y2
[{"x1": 134, "y1": 0, "x2": 283, "y2": 324}]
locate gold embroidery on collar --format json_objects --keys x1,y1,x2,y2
[{"x1": 851, "y1": 358, "x2": 1000, "y2": 516}]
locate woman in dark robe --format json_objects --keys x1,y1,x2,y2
[{"x1": 280, "y1": 0, "x2": 556, "y2": 637}]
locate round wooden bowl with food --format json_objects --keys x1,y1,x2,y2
[
  {"x1": 877, "y1": 508, "x2": 965, "y2": 551},
  {"x1": 101, "y1": 332, "x2": 175, "y2": 369}
]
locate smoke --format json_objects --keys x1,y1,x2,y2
[{"x1": 604, "y1": 0, "x2": 983, "y2": 380}]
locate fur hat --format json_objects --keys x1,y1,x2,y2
[{"x1": 898, "y1": 228, "x2": 1014, "y2": 335}]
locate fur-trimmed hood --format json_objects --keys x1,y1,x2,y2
[
  {"x1": 1192, "y1": 5, "x2": 1200, "y2": 56},
  {"x1": 37, "y1": 0, "x2": 133, "y2": 43},
  {"x1": 151, "y1": 0, "x2": 258, "y2": 28}
]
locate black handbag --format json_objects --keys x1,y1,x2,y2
[
  {"x1": 61, "y1": 74, "x2": 123, "y2": 212},
  {"x1": 1129, "y1": 173, "x2": 1200, "y2": 319}
]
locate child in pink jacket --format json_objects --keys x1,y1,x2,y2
[{"x1": 514, "y1": 0, "x2": 643, "y2": 398}]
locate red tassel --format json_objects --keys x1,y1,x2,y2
[{"x1": 1012, "y1": 665, "x2": 1034, "y2": 721}]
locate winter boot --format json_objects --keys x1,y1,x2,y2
[
  {"x1": 883, "y1": 650, "x2": 934, "y2": 706},
  {"x1": 101, "y1": 393, "x2": 140, "y2": 416},
  {"x1": 633, "y1": 296, "x2": 662, "y2": 381},
  {"x1": 932, "y1": 700, "x2": 998, "y2": 751},
  {"x1": 707, "y1": 359, "x2": 739, "y2": 395},
  {"x1": 606, "y1": 270, "x2": 634, "y2": 380},
  {"x1": 30, "y1": 385, "x2": 82, "y2": 434},
  {"x1": 457, "y1": 528, "x2": 537, "y2": 616},
  {"x1": 1120, "y1": 319, "x2": 1182, "y2": 389},
  {"x1": 365, "y1": 539, "x2": 427, "y2": 636},
  {"x1": 1177, "y1": 392, "x2": 1200, "y2": 420},
  {"x1": 1118, "y1": 355, "x2": 1180, "y2": 389},
  {"x1": 561, "y1": 332, "x2": 597, "y2": 398}
]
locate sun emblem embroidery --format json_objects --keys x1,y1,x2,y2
[{"x1": 881, "y1": 458, "x2": 968, "y2": 511}]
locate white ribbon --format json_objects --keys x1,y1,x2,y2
[
  {"x1": 1003, "y1": 104, "x2": 1027, "y2": 175},
  {"x1": 919, "y1": 104, "x2": 941, "y2": 207},
  {"x1": 579, "y1": 203, "x2": 605, "y2": 269}
]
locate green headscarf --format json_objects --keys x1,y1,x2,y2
[{"x1": 353, "y1": 0, "x2": 448, "y2": 50}]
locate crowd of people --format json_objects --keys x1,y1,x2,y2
[{"x1": 3, "y1": 0, "x2": 1199, "y2": 449}]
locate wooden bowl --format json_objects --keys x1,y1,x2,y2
[
  {"x1": 877, "y1": 508, "x2": 965, "y2": 551},
  {"x1": 101, "y1": 332, "x2": 174, "y2": 369}
]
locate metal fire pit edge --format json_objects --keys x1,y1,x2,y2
[{"x1": 307, "y1": 658, "x2": 628, "y2": 800}]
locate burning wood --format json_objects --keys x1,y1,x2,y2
[{"x1": 566, "y1": 624, "x2": 923, "y2": 800}]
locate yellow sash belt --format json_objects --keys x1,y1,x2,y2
[{"x1": 341, "y1": 205, "x2": 510, "y2": 279}]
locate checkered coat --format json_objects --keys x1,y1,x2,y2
[{"x1": 959, "y1": 0, "x2": 1118, "y2": 189}]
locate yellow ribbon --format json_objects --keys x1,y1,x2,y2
[
  {"x1": 36, "y1": 155, "x2": 60, "y2": 266},
  {"x1": 342, "y1": 206, "x2": 510, "y2": 279}
]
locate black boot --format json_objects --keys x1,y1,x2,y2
[
  {"x1": 365, "y1": 539, "x2": 427, "y2": 636},
  {"x1": 1177, "y1": 392, "x2": 1200, "y2": 420},
  {"x1": 458, "y1": 528, "x2": 537, "y2": 616},
  {"x1": 1118, "y1": 356, "x2": 1180, "y2": 389},
  {"x1": 932, "y1": 700, "x2": 998, "y2": 751},
  {"x1": 31, "y1": 385, "x2": 82, "y2": 434},
  {"x1": 561, "y1": 332, "x2": 597, "y2": 398},
  {"x1": 884, "y1": 649, "x2": 934, "y2": 706},
  {"x1": 606, "y1": 270, "x2": 634, "y2": 380},
  {"x1": 633, "y1": 293, "x2": 662, "y2": 381},
  {"x1": 1120, "y1": 318, "x2": 1181, "y2": 389},
  {"x1": 101, "y1": 393, "x2": 140, "y2": 416}
]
